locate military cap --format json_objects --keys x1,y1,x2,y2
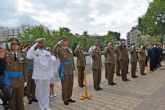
[
  {"x1": 60, "y1": 37, "x2": 68, "y2": 42},
  {"x1": 9, "y1": 38, "x2": 19, "y2": 44},
  {"x1": 35, "y1": 38, "x2": 45, "y2": 42}
]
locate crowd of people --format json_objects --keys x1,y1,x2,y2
[{"x1": 0, "y1": 36, "x2": 164, "y2": 110}]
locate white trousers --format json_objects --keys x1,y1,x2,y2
[{"x1": 35, "y1": 79, "x2": 50, "y2": 110}]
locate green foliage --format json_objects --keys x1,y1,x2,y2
[
  {"x1": 137, "y1": 0, "x2": 165, "y2": 36},
  {"x1": 102, "y1": 31, "x2": 118, "y2": 46},
  {"x1": 18, "y1": 26, "x2": 96, "y2": 50},
  {"x1": 136, "y1": 34, "x2": 161, "y2": 45}
]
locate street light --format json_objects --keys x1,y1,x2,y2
[{"x1": 154, "y1": 12, "x2": 165, "y2": 44}]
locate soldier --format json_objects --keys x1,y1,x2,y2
[
  {"x1": 91, "y1": 44, "x2": 103, "y2": 91},
  {"x1": 104, "y1": 41, "x2": 116, "y2": 86},
  {"x1": 27, "y1": 38, "x2": 55, "y2": 110},
  {"x1": 130, "y1": 43, "x2": 138, "y2": 78},
  {"x1": 54, "y1": 37, "x2": 75, "y2": 105},
  {"x1": 119, "y1": 40, "x2": 130, "y2": 82},
  {"x1": 138, "y1": 45, "x2": 146, "y2": 75},
  {"x1": 114, "y1": 43, "x2": 121, "y2": 76},
  {"x1": 4, "y1": 38, "x2": 27, "y2": 110},
  {"x1": 74, "y1": 43, "x2": 86, "y2": 88},
  {"x1": 24, "y1": 46, "x2": 38, "y2": 104}
]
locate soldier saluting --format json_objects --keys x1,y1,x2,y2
[
  {"x1": 119, "y1": 40, "x2": 130, "y2": 82},
  {"x1": 104, "y1": 41, "x2": 116, "y2": 86},
  {"x1": 91, "y1": 44, "x2": 103, "y2": 91},
  {"x1": 53, "y1": 37, "x2": 76, "y2": 105},
  {"x1": 74, "y1": 43, "x2": 86, "y2": 88}
]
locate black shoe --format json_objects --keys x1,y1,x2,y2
[
  {"x1": 64, "y1": 100, "x2": 69, "y2": 105},
  {"x1": 79, "y1": 85, "x2": 84, "y2": 88},
  {"x1": 116, "y1": 74, "x2": 121, "y2": 77},
  {"x1": 123, "y1": 79, "x2": 130, "y2": 82},
  {"x1": 32, "y1": 98, "x2": 38, "y2": 102},
  {"x1": 141, "y1": 73, "x2": 146, "y2": 75},
  {"x1": 109, "y1": 82, "x2": 117, "y2": 86},
  {"x1": 68, "y1": 99, "x2": 76, "y2": 103},
  {"x1": 28, "y1": 99, "x2": 33, "y2": 104},
  {"x1": 94, "y1": 87, "x2": 100, "y2": 91},
  {"x1": 98, "y1": 87, "x2": 103, "y2": 90},
  {"x1": 132, "y1": 76, "x2": 138, "y2": 78}
]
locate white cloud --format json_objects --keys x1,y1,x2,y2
[{"x1": 0, "y1": 0, "x2": 150, "y2": 38}]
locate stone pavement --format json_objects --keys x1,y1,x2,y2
[{"x1": 1, "y1": 59, "x2": 165, "y2": 110}]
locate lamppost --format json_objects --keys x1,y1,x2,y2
[{"x1": 154, "y1": 12, "x2": 165, "y2": 44}]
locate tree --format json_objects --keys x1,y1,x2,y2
[
  {"x1": 102, "y1": 31, "x2": 117, "y2": 46},
  {"x1": 137, "y1": 0, "x2": 165, "y2": 36}
]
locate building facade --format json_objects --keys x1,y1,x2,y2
[
  {"x1": 126, "y1": 27, "x2": 141, "y2": 49},
  {"x1": 0, "y1": 25, "x2": 31, "y2": 43}
]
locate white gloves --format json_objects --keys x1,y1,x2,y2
[{"x1": 24, "y1": 82, "x2": 27, "y2": 87}]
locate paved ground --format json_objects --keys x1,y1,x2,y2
[{"x1": 1, "y1": 57, "x2": 165, "y2": 110}]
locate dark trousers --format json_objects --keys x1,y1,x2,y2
[
  {"x1": 139, "y1": 61, "x2": 145, "y2": 74},
  {"x1": 107, "y1": 63, "x2": 115, "y2": 84},
  {"x1": 131, "y1": 62, "x2": 137, "y2": 77},
  {"x1": 61, "y1": 75, "x2": 73, "y2": 101},
  {"x1": 115, "y1": 60, "x2": 121, "y2": 76},
  {"x1": 150, "y1": 59, "x2": 154, "y2": 71},
  {"x1": 105, "y1": 63, "x2": 108, "y2": 79},
  {"x1": 93, "y1": 69, "x2": 101, "y2": 89},
  {"x1": 120, "y1": 60, "x2": 128, "y2": 81},
  {"x1": 25, "y1": 75, "x2": 36, "y2": 100},
  {"x1": 9, "y1": 87, "x2": 24, "y2": 110},
  {"x1": 77, "y1": 66, "x2": 85, "y2": 86}
]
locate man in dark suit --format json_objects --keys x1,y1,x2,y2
[{"x1": 147, "y1": 44, "x2": 156, "y2": 71}]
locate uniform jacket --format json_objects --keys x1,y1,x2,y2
[
  {"x1": 91, "y1": 50, "x2": 102, "y2": 70},
  {"x1": 130, "y1": 47, "x2": 137, "y2": 62},
  {"x1": 119, "y1": 45, "x2": 129, "y2": 61},
  {"x1": 5, "y1": 51, "x2": 26, "y2": 87},
  {"x1": 138, "y1": 48, "x2": 146, "y2": 61},
  {"x1": 74, "y1": 47, "x2": 86, "y2": 67},
  {"x1": 104, "y1": 46, "x2": 115, "y2": 64},
  {"x1": 56, "y1": 47, "x2": 75, "y2": 75}
]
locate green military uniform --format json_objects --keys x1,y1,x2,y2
[
  {"x1": 114, "y1": 45, "x2": 121, "y2": 76},
  {"x1": 130, "y1": 47, "x2": 138, "y2": 78},
  {"x1": 119, "y1": 45, "x2": 129, "y2": 81},
  {"x1": 104, "y1": 47, "x2": 108, "y2": 79},
  {"x1": 91, "y1": 49, "x2": 102, "y2": 90},
  {"x1": 104, "y1": 46, "x2": 116, "y2": 85},
  {"x1": 138, "y1": 47, "x2": 146, "y2": 75},
  {"x1": 74, "y1": 46, "x2": 86, "y2": 87},
  {"x1": 24, "y1": 58, "x2": 37, "y2": 103},
  {"x1": 5, "y1": 51, "x2": 26, "y2": 110},
  {"x1": 55, "y1": 46, "x2": 75, "y2": 101},
  {"x1": 4, "y1": 38, "x2": 27, "y2": 110}
]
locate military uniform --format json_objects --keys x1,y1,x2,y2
[
  {"x1": 91, "y1": 49, "x2": 102, "y2": 90},
  {"x1": 56, "y1": 46, "x2": 75, "y2": 101},
  {"x1": 24, "y1": 58, "x2": 37, "y2": 103},
  {"x1": 114, "y1": 45, "x2": 121, "y2": 76},
  {"x1": 74, "y1": 46, "x2": 86, "y2": 87},
  {"x1": 119, "y1": 45, "x2": 129, "y2": 81},
  {"x1": 130, "y1": 47, "x2": 138, "y2": 78},
  {"x1": 5, "y1": 51, "x2": 26, "y2": 110},
  {"x1": 104, "y1": 46, "x2": 116, "y2": 85},
  {"x1": 138, "y1": 47, "x2": 146, "y2": 75}
]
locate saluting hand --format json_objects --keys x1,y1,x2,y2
[{"x1": 0, "y1": 48, "x2": 6, "y2": 58}]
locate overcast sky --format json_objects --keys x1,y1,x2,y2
[{"x1": 0, "y1": 0, "x2": 150, "y2": 38}]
